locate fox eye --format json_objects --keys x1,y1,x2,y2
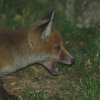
[{"x1": 55, "y1": 45, "x2": 61, "y2": 51}]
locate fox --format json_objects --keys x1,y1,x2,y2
[{"x1": 0, "y1": 10, "x2": 74, "y2": 100}]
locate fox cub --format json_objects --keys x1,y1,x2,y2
[{"x1": 0, "y1": 10, "x2": 74, "y2": 100}]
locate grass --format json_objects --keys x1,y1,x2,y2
[
  {"x1": 21, "y1": 91, "x2": 54, "y2": 100},
  {"x1": 79, "y1": 77, "x2": 99, "y2": 100},
  {"x1": 0, "y1": 0, "x2": 100, "y2": 100}
]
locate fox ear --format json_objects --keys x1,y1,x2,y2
[{"x1": 40, "y1": 10, "x2": 55, "y2": 39}]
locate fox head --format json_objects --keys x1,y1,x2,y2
[{"x1": 29, "y1": 10, "x2": 74, "y2": 75}]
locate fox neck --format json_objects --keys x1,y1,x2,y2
[
  {"x1": 13, "y1": 53, "x2": 49, "y2": 68},
  {"x1": 0, "y1": 53, "x2": 49, "y2": 77}
]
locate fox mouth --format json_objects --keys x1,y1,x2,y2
[
  {"x1": 48, "y1": 61, "x2": 59, "y2": 75},
  {"x1": 41, "y1": 58, "x2": 74, "y2": 75},
  {"x1": 41, "y1": 61, "x2": 59, "y2": 75}
]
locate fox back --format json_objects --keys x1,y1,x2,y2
[{"x1": 0, "y1": 11, "x2": 74, "y2": 77}]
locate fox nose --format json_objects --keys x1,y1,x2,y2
[{"x1": 71, "y1": 58, "x2": 75, "y2": 65}]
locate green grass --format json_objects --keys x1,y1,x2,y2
[
  {"x1": 0, "y1": 0, "x2": 100, "y2": 100},
  {"x1": 21, "y1": 91, "x2": 54, "y2": 100},
  {"x1": 79, "y1": 77, "x2": 99, "y2": 100}
]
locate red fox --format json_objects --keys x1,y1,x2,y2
[{"x1": 0, "y1": 10, "x2": 74, "y2": 100}]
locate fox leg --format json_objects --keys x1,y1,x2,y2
[{"x1": 0, "y1": 79, "x2": 18, "y2": 100}]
